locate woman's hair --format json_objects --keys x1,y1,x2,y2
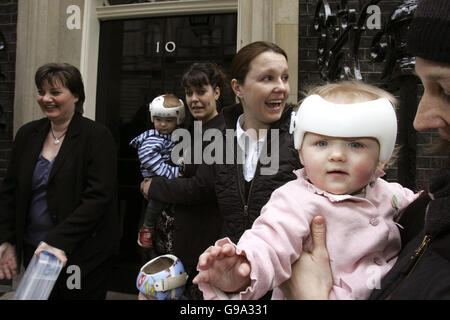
[
  {"x1": 301, "y1": 80, "x2": 397, "y2": 107},
  {"x1": 35, "y1": 63, "x2": 85, "y2": 114},
  {"x1": 181, "y1": 62, "x2": 229, "y2": 115},
  {"x1": 181, "y1": 62, "x2": 228, "y2": 98},
  {"x1": 231, "y1": 41, "x2": 288, "y2": 85}
]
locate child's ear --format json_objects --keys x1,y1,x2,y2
[{"x1": 298, "y1": 150, "x2": 305, "y2": 166}]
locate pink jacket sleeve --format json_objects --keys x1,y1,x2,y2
[{"x1": 237, "y1": 184, "x2": 313, "y2": 300}]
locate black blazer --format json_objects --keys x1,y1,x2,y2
[{"x1": 0, "y1": 113, "x2": 120, "y2": 276}]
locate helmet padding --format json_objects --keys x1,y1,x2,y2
[{"x1": 149, "y1": 94, "x2": 185, "y2": 125}]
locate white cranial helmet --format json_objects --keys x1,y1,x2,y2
[
  {"x1": 149, "y1": 94, "x2": 186, "y2": 125},
  {"x1": 291, "y1": 94, "x2": 397, "y2": 163}
]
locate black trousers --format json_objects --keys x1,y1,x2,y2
[{"x1": 22, "y1": 242, "x2": 112, "y2": 300}]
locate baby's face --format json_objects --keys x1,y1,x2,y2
[
  {"x1": 153, "y1": 116, "x2": 177, "y2": 135},
  {"x1": 299, "y1": 132, "x2": 383, "y2": 195}
]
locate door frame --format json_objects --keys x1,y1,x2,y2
[
  {"x1": 14, "y1": 0, "x2": 297, "y2": 130},
  {"x1": 81, "y1": 0, "x2": 238, "y2": 121}
]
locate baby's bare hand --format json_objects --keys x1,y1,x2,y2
[{"x1": 193, "y1": 243, "x2": 251, "y2": 293}]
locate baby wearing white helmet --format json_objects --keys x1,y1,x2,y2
[
  {"x1": 137, "y1": 254, "x2": 189, "y2": 300},
  {"x1": 130, "y1": 94, "x2": 185, "y2": 249},
  {"x1": 193, "y1": 81, "x2": 422, "y2": 300}
]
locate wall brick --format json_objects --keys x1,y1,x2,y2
[{"x1": 0, "y1": 0, "x2": 17, "y2": 183}]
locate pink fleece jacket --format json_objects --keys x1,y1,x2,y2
[{"x1": 198, "y1": 168, "x2": 421, "y2": 300}]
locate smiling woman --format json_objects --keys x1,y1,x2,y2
[
  {"x1": 0, "y1": 63, "x2": 120, "y2": 300},
  {"x1": 231, "y1": 42, "x2": 290, "y2": 133},
  {"x1": 34, "y1": 64, "x2": 85, "y2": 161}
]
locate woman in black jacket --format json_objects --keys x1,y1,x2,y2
[
  {"x1": 141, "y1": 62, "x2": 229, "y2": 299},
  {"x1": 0, "y1": 63, "x2": 120, "y2": 299},
  {"x1": 143, "y1": 42, "x2": 301, "y2": 297}
]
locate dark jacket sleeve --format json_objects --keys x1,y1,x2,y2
[
  {"x1": 149, "y1": 163, "x2": 216, "y2": 205},
  {"x1": 44, "y1": 125, "x2": 118, "y2": 255},
  {"x1": 0, "y1": 126, "x2": 27, "y2": 245}
]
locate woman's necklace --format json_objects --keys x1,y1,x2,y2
[{"x1": 50, "y1": 128, "x2": 67, "y2": 145}]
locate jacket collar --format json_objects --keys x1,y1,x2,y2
[
  {"x1": 203, "y1": 112, "x2": 225, "y2": 131},
  {"x1": 31, "y1": 112, "x2": 83, "y2": 137},
  {"x1": 18, "y1": 113, "x2": 83, "y2": 196},
  {"x1": 48, "y1": 112, "x2": 83, "y2": 182},
  {"x1": 425, "y1": 166, "x2": 450, "y2": 237},
  {"x1": 428, "y1": 160, "x2": 450, "y2": 200},
  {"x1": 222, "y1": 103, "x2": 243, "y2": 129}
]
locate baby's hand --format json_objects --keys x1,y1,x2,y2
[{"x1": 193, "y1": 243, "x2": 251, "y2": 293}]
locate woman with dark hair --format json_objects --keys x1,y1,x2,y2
[
  {"x1": 0, "y1": 63, "x2": 120, "y2": 300},
  {"x1": 141, "y1": 62, "x2": 229, "y2": 299}
]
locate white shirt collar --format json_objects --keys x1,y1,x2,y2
[{"x1": 236, "y1": 115, "x2": 267, "y2": 182}]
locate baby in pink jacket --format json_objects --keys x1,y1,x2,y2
[{"x1": 193, "y1": 81, "x2": 422, "y2": 300}]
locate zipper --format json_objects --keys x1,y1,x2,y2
[
  {"x1": 237, "y1": 126, "x2": 271, "y2": 219},
  {"x1": 236, "y1": 163, "x2": 255, "y2": 218},
  {"x1": 244, "y1": 179, "x2": 255, "y2": 216},
  {"x1": 385, "y1": 234, "x2": 431, "y2": 299},
  {"x1": 413, "y1": 235, "x2": 431, "y2": 258}
]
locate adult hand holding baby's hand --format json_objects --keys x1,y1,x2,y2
[
  {"x1": 280, "y1": 216, "x2": 332, "y2": 300},
  {"x1": 193, "y1": 243, "x2": 251, "y2": 293}
]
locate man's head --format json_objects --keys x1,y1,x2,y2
[{"x1": 407, "y1": 0, "x2": 450, "y2": 151}]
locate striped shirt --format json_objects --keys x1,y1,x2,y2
[{"x1": 129, "y1": 129, "x2": 179, "y2": 179}]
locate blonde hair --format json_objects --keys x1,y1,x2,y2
[{"x1": 299, "y1": 80, "x2": 397, "y2": 109}]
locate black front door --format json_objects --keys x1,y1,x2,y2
[{"x1": 96, "y1": 13, "x2": 237, "y2": 293}]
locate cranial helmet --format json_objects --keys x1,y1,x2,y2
[
  {"x1": 290, "y1": 95, "x2": 398, "y2": 163},
  {"x1": 149, "y1": 95, "x2": 186, "y2": 125},
  {"x1": 136, "y1": 254, "x2": 189, "y2": 300}
]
